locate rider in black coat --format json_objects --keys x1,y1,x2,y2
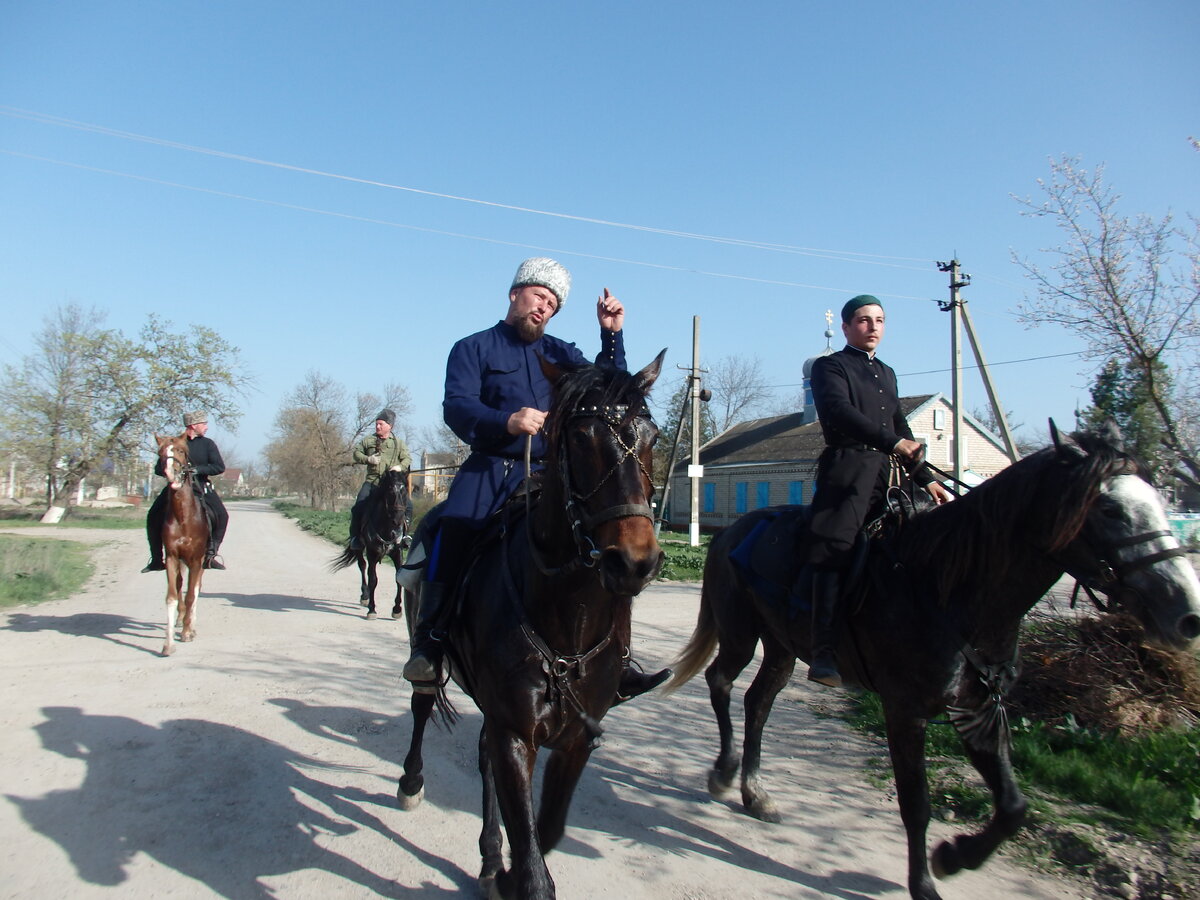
[
  {"x1": 141, "y1": 410, "x2": 230, "y2": 572},
  {"x1": 803, "y1": 295, "x2": 952, "y2": 686}
]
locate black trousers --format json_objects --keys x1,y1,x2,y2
[
  {"x1": 146, "y1": 485, "x2": 228, "y2": 559},
  {"x1": 805, "y1": 447, "x2": 889, "y2": 570}
]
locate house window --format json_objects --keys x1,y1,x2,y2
[
  {"x1": 933, "y1": 408, "x2": 946, "y2": 430},
  {"x1": 735, "y1": 482, "x2": 748, "y2": 514},
  {"x1": 703, "y1": 482, "x2": 716, "y2": 513},
  {"x1": 756, "y1": 481, "x2": 770, "y2": 509},
  {"x1": 788, "y1": 480, "x2": 804, "y2": 504}
]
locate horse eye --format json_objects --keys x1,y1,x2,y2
[{"x1": 1096, "y1": 500, "x2": 1124, "y2": 521}]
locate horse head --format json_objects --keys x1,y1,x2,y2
[
  {"x1": 155, "y1": 433, "x2": 192, "y2": 491},
  {"x1": 540, "y1": 350, "x2": 667, "y2": 595},
  {"x1": 1048, "y1": 419, "x2": 1200, "y2": 649}
]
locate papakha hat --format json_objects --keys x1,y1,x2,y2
[
  {"x1": 183, "y1": 410, "x2": 208, "y2": 427},
  {"x1": 511, "y1": 257, "x2": 571, "y2": 310},
  {"x1": 376, "y1": 408, "x2": 396, "y2": 427},
  {"x1": 841, "y1": 294, "x2": 884, "y2": 323}
]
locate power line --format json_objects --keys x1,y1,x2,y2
[
  {"x1": 1, "y1": 105, "x2": 936, "y2": 268},
  {"x1": 770, "y1": 349, "x2": 1089, "y2": 388},
  {"x1": 1, "y1": 148, "x2": 940, "y2": 300}
]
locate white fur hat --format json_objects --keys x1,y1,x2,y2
[{"x1": 511, "y1": 257, "x2": 571, "y2": 309}]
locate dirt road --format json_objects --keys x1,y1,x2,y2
[{"x1": 0, "y1": 500, "x2": 1085, "y2": 898}]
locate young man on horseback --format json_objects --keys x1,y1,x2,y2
[
  {"x1": 803, "y1": 295, "x2": 952, "y2": 687},
  {"x1": 402, "y1": 257, "x2": 671, "y2": 702},
  {"x1": 141, "y1": 410, "x2": 230, "y2": 572},
  {"x1": 348, "y1": 408, "x2": 413, "y2": 550}
]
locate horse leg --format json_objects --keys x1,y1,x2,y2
[
  {"x1": 930, "y1": 733, "x2": 1028, "y2": 879},
  {"x1": 487, "y1": 726, "x2": 552, "y2": 900},
  {"x1": 884, "y1": 704, "x2": 942, "y2": 900},
  {"x1": 397, "y1": 690, "x2": 436, "y2": 810},
  {"x1": 704, "y1": 629, "x2": 758, "y2": 800},
  {"x1": 388, "y1": 547, "x2": 404, "y2": 620},
  {"x1": 357, "y1": 554, "x2": 370, "y2": 608},
  {"x1": 739, "y1": 634, "x2": 796, "y2": 823},
  {"x1": 364, "y1": 558, "x2": 379, "y2": 619},
  {"x1": 179, "y1": 558, "x2": 203, "y2": 642},
  {"x1": 477, "y1": 725, "x2": 504, "y2": 894},
  {"x1": 162, "y1": 557, "x2": 180, "y2": 656},
  {"x1": 536, "y1": 743, "x2": 591, "y2": 854}
]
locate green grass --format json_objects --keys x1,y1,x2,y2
[
  {"x1": 0, "y1": 505, "x2": 146, "y2": 529},
  {"x1": 848, "y1": 690, "x2": 1200, "y2": 836},
  {"x1": 0, "y1": 534, "x2": 95, "y2": 607},
  {"x1": 657, "y1": 537, "x2": 709, "y2": 581},
  {"x1": 273, "y1": 501, "x2": 351, "y2": 545}
]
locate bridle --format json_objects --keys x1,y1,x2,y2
[
  {"x1": 1062, "y1": 525, "x2": 1188, "y2": 613},
  {"x1": 162, "y1": 441, "x2": 196, "y2": 490},
  {"x1": 526, "y1": 400, "x2": 656, "y2": 577}
]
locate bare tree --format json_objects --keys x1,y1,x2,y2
[
  {"x1": 706, "y1": 355, "x2": 776, "y2": 433},
  {"x1": 0, "y1": 306, "x2": 248, "y2": 519},
  {"x1": 352, "y1": 382, "x2": 414, "y2": 443},
  {"x1": 267, "y1": 371, "x2": 354, "y2": 510},
  {"x1": 1013, "y1": 155, "x2": 1200, "y2": 489}
]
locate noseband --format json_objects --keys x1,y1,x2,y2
[{"x1": 527, "y1": 401, "x2": 655, "y2": 576}]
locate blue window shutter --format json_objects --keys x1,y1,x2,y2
[
  {"x1": 756, "y1": 481, "x2": 770, "y2": 508},
  {"x1": 735, "y1": 482, "x2": 748, "y2": 513},
  {"x1": 789, "y1": 480, "x2": 804, "y2": 504},
  {"x1": 703, "y1": 482, "x2": 715, "y2": 513}
]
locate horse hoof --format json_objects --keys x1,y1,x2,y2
[
  {"x1": 930, "y1": 840, "x2": 961, "y2": 879},
  {"x1": 396, "y1": 779, "x2": 424, "y2": 810},
  {"x1": 359, "y1": 597, "x2": 369, "y2": 607},
  {"x1": 161, "y1": 644, "x2": 174, "y2": 657},
  {"x1": 366, "y1": 611, "x2": 377, "y2": 620},
  {"x1": 391, "y1": 609, "x2": 402, "y2": 620},
  {"x1": 747, "y1": 801, "x2": 782, "y2": 824},
  {"x1": 180, "y1": 633, "x2": 195, "y2": 643},
  {"x1": 707, "y1": 769, "x2": 736, "y2": 799}
]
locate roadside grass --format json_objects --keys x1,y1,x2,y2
[
  {"x1": 274, "y1": 501, "x2": 711, "y2": 581},
  {"x1": 0, "y1": 505, "x2": 145, "y2": 529},
  {"x1": 0, "y1": 534, "x2": 95, "y2": 607},
  {"x1": 848, "y1": 690, "x2": 1200, "y2": 836}
]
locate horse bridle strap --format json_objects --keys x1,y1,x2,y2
[{"x1": 1081, "y1": 528, "x2": 1187, "y2": 587}]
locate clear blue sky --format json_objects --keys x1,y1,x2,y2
[{"x1": 2, "y1": 1, "x2": 1197, "y2": 466}]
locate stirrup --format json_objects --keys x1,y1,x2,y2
[
  {"x1": 614, "y1": 665, "x2": 672, "y2": 704},
  {"x1": 204, "y1": 555, "x2": 226, "y2": 570}
]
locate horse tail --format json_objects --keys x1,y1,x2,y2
[
  {"x1": 328, "y1": 543, "x2": 358, "y2": 573},
  {"x1": 663, "y1": 555, "x2": 721, "y2": 694}
]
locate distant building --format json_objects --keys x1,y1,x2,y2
[{"x1": 414, "y1": 451, "x2": 459, "y2": 500}]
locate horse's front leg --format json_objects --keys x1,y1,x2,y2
[
  {"x1": 931, "y1": 726, "x2": 1028, "y2": 879},
  {"x1": 739, "y1": 635, "x2": 796, "y2": 823},
  {"x1": 388, "y1": 546, "x2": 404, "y2": 620},
  {"x1": 536, "y1": 741, "x2": 592, "y2": 854},
  {"x1": 179, "y1": 560, "x2": 203, "y2": 642},
  {"x1": 356, "y1": 554, "x2": 370, "y2": 608},
  {"x1": 487, "y1": 725, "x2": 552, "y2": 900},
  {"x1": 364, "y1": 558, "x2": 379, "y2": 619},
  {"x1": 162, "y1": 558, "x2": 181, "y2": 656},
  {"x1": 477, "y1": 724, "x2": 504, "y2": 894},
  {"x1": 397, "y1": 690, "x2": 436, "y2": 810},
  {"x1": 884, "y1": 704, "x2": 941, "y2": 900},
  {"x1": 704, "y1": 628, "x2": 758, "y2": 800}
]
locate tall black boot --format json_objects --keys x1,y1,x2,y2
[
  {"x1": 808, "y1": 570, "x2": 842, "y2": 687},
  {"x1": 613, "y1": 660, "x2": 673, "y2": 705},
  {"x1": 402, "y1": 580, "x2": 447, "y2": 688}
]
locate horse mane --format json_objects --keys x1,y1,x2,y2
[
  {"x1": 545, "y1": 363, "x2": 650, "y2": 444},
  {"x1": 897, "y1": 428, "x2": 1142, "y2": 601}
]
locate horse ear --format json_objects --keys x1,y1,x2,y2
[
  {"x1": 1049, "y1": 418, "x2": 1084, "y2": 461},
  {"x1": 1097, "y1": 417, "x2": 1125, "y2": 452},
  {"x1": 633, "y1": 349, "x2": 668, "y2": 394},
  {"x1": 538, "y1": 354, "x2": 566, "y2": 386}
]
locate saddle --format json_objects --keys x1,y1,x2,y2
[{"x1": 729, "y1": 505, "x2": 876, "y2": 618}]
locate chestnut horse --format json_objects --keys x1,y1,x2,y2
[
  {"x1": 154, "y1": 433, "x2": 209, "y2": 656},
  {"x1": 666, "y1": 422, "x2": 1200, "y2": 900},
  {"x1": 396, "y1": 353, "x2": 666, "y2": 900}
]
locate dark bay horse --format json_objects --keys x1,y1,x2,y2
[
  {"x1": 331, "y1": 465, "x2": 409, "y2": 620},
  {"x1": 666, "y1": 422, "x2": 1200, "y2": 900},
  {"x1": 154, "y1": 433, "x2": 210, "y2": 657},
  {"x1": 396, "y1": 352, "x2": 666, "y2": 900}
]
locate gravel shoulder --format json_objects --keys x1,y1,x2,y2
[{"x1": 0, "y1": 500, "x2": 1088, "y2": 898}]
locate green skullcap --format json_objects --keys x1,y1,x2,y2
[{"x1": 841, "y1": 294, "x2": 883, "y2": 323}]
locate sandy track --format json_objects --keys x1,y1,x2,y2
[{"x1": 0, "y1": 500, "x2": 1085, "y2": 898}]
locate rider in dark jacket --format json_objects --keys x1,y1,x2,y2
[
  {"x1": 141, "y1": 410, "x2": 229, "y2": 572},
  {"x1": 402, "y1": 258, "x2": 670, "y2": 702},
  {"x1": 803, "y1": 295, "x2": 952, "y2": 686}
]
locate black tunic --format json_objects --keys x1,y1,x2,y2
[{"x1": 806, "y1": 345, "x2": 928, "y2": 568}]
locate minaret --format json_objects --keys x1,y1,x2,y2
[{"x1": 801, "y1": 310, "x2": 836, "y2": 424}]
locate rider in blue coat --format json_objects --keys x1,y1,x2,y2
[{"x1": 402, "y1": 258, "x2": 670, "y2": 702}]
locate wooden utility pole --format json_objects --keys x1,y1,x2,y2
[
  {"x1": 688, "y1": 316, "x2": 703, "y2": 547},
  {"x1": 937, "y1": 259, "x2": 1022, "y2": 475}
]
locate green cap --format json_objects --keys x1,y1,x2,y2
[{"x1": 841, "y1": 294, "x2": 883, "y2": 323}]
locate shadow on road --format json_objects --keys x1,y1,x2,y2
[
  {"x1": 217, "y1": 591, "x2": 359, "y2": 617},
  {"x1": 2, "y1": 612, "x2": 162, "y2": 657},
  {"x1": 6, "y1": 706, "x2": 478, "y2": 898}
]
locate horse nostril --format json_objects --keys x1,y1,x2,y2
[{"x1": 1179, "y1": 613, "x2": 1200, "y2": 642}]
